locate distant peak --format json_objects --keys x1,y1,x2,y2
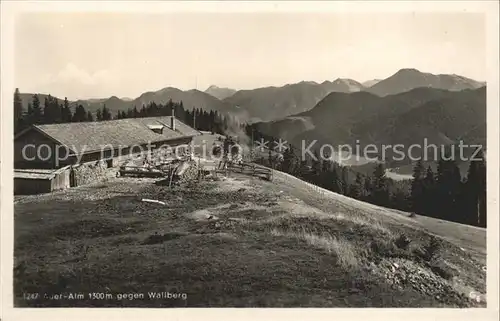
[
  {"x1": 396, "y1": 68, "x2": 421, "y2": 74},
  {"x1": 449, "y1": 74, "x2": 469, "y2": 80},
  {"x1": 333, "y1": 78, "x2": 358, "y2": 84},
  {"x1": 159, "y1": 86, "x2": 177, "y2": 91},
  {"x1": 205, "y1": 85, "x2": 236, "y2": 92}
]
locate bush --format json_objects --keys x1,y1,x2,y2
[
  {"x1": 369, "y1": 236, "x2": 415, "y2": 262},
  {"x1": 369, "y1": 239, "x2": 398, "y2": 259},
  {"x1": 429, "y1": 260, "x2": 456, "y2": 280},
  {"x1": 419, "y1": 235, "x2": 441, "y2": 262},
  {"x1": 142, "y1": 231, "x2": 186, "y2": 245},
  {"x1": 394, "y1": 233, "x2": 411, "y2": 250}
]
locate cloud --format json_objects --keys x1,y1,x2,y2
[
  {"x1": 39, "y1": 63, "x2": 118, "y2": 99},
  {"x1": 43, "y1": 63, "x2": 113, "y2": 86}
]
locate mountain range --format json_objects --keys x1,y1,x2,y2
[
  {"x1": 19, "y1": 87, "x2": 233, "y2": 116},
  {"x1": 19, "y1": 68, "x2": 485, "y2": 125},
  {"x1": 222, "y1": 69, "x2": 483, "y2": 122},
  {"x1": 254, "y1": 86, "x2": 486, "y2": 167}
]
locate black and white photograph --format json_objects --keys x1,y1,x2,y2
[{"x1": 1, "y1": 0, "x2": 499, "y2": 319}]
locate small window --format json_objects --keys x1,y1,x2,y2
[
  {"x1": 148, "y1": 125, "x2": 164, "y2": 134},
  {"x1": 106, "y1": 159, "x2": 113, "y2": 168}
]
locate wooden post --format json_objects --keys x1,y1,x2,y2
[
  {"x1": 169, "y1": 166, "x2": 174, "y2": 187},
  {"x1": 251, "y1": 129, "x2": 254, "y2": 150},
  {"x1": 198, "y1": 158, "x2": 202, "y2": 182}
]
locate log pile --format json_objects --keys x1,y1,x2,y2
[
  {"x1": 73, "y1": 160, "x2": 112, "y2": 185},
  {"x1": 174, "y1": 160, "x2": 201, "y2": 184},
  {"x1": 118, "y1": 165, "x2": 164, "y2": 178}
]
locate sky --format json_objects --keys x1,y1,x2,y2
[{"x1": 15, "y1": 12, "x2": 486, "y2": 100}]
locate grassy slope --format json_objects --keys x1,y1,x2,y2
[{"x1": 14, "y1": 171, "x2": 486, "y2": 307}]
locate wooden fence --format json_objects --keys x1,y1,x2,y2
[{"x1": 226, "y1": 161, "x2": 273, "y2": 181}]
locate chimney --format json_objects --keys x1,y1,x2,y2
[{"x1": 171, "y1": 105, "x2": 175, "y2": 131}]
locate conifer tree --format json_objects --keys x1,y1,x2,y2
[
  {"x1": 465, "y1": 150, "x2": 487, "y2": 226},
  {"x1": 330, "y1": 164, "x2": 342, "y2": 193},
  {"x1": 26, "y1": 102, "x2": 33, "y2": 125},
  {"x1": 32, "y1": 94, "x2": 42, "y2": 124},
  {"x1": 312, "y1": 150, "x2": 321, "y2": 176},
  {"x1": 96, "y1": 109, "x2": 103, "y2": 121},
  {"x1": 61, "y1": 98, "x2": 73, "y2": 123},
  {"x1": 50, "y1": 96, "x2": 62, "y2": 123},
  {"x1": 477, "y1": 151, "x2": 487, "y2": 227},
  {"x1": 436, "y1": 155, "x2": 462, "y2": 222},
  {"x1": 52, "y1": 96, "x2": 59, "y2": 122},
  {"x1": 101, "y1": 104, "x2": 112, "y2": 120},
  {"x1": 43, "y1": 95, "x2": 55, "y2": 124},
  {"x1": 282, "y1": 145, "x2": 297, "y2": 174},
  {"x1": 140, "y1": 105, "x2": 147, "y2": 117},
  {"x1": 86, "y1": 111, "x2": 94, "y2": 122},
  {"x1": 340, "y1": 167, "x2": 349, "y2": 195},
  {"x1": 349, "y1": 172, "x2": 364, "y2": 199},
  {"x1": 364, "y1": 175, "x2": 372, "y2": 200},
  {"x1": 14, "y1": 88, "x2": 24, "y2": 132},
  {"x1": 59, "y1": 103, "x2": 64, "y2": 122},
  {"x1": 411, "y1": 160, "x2": 425, "y2": 213},
  {"x1": 72, "y1": 104, "x2": 88, "y2": 122},
  {"x1": 371, "y1": 163, "x2": 389, "y2": 206},
  {"x1": 421, "y1": 166, "x2": 436, "y2": 216}
]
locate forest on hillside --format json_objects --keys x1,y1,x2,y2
[{"x1": 249, "y1": 126, "x2": 487, "y2": 228}]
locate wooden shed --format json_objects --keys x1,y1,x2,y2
[{"x1": 14, "y1": 166, "x2": 72, "y2": 195}]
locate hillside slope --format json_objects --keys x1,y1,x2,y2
[
  {"x1": 224, "y1": 79, "x2": 367, "y2": 123},
  {"x1": 362, "y1": 79, "x2": 382, "y2": 88},
  {"x1": 14, "y1": 170, "x2": 485, "y2": 307},
  {"x1": 223, "y1": 82, "x2": 333, "y2": 123}
]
